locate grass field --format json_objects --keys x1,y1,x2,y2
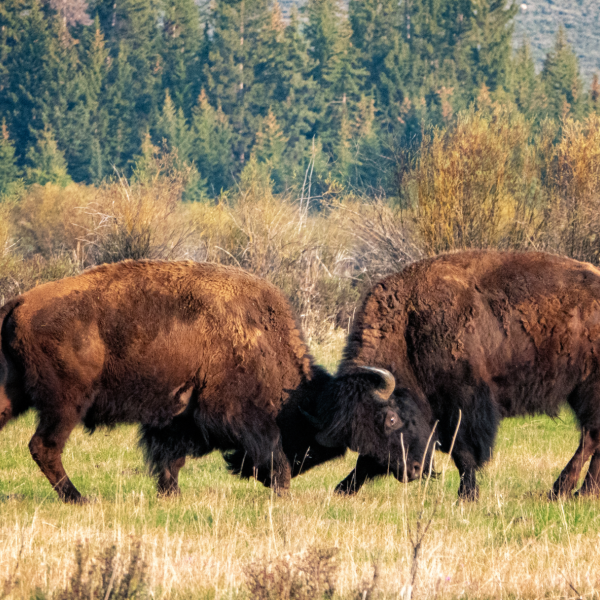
[{"x1": 1, "y1": 335, "x2": 599, "y2": 600}]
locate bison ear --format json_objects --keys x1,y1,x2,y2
[{"x1": 355, "y1": 366, "x2": 395, "y2": 402}]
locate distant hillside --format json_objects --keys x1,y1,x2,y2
[
  {"x1": 514, "y1": 0, "x2": 600, "y2": 81},
  {"x1": 280, "y1": 0, "x2": 600, "y2": 82}
]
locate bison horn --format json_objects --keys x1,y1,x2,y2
[
  {"x1": 357, "y1": 366, "x2": 396, "y2": 402},
  {"x1": 298, "y1": 405, "x2": 325, "y2": 430}
]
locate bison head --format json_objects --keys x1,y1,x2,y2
[{"x1": 300, "y1": 366, "x2": 436, "y2": 483}]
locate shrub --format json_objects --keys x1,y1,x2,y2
[
  {"x1": 406, "y1": 106, "x2": 543, "y2": 255},
  {"x1": 245, "y1": 547, "x2": 338, "y2": 600},
  {"x1": 544, "y1": 115, "x2": 600, "y2": 263}
]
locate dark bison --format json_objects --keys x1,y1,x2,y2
[
  {"x1": 0, "y1": 261, "x2": 429, "y2": 503},
  {"x1": 336, "y1": 250, "x2": 600, "y2": 500}
]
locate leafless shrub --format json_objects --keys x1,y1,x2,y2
[
  {"x1": 331, "y1": 197, "x2": 423, "y2": 284},
  {"x1": 50, "y1": 541, "x2": 148, "y2": 600},
  {"x1": 80, "y1": 159, "x2": 199, "y2": 265},
  {"x1": 245, "y1": 547, "x2": 338, "y2": 600}
]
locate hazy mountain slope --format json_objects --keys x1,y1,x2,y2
[
  {"x1": 280, "y1": 0, "x2": 600, "y2": 81},
  {"x1": 514, "y1": 0, "x2": 600, "y2": 81}
]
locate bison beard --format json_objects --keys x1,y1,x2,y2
[
  {"x1": 0, "y1": 260, "x2": 420, "y2": 503},
  {"x1": 343, "y1": 250, "x2": 600, "y2": 500}
]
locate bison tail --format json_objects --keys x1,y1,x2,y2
[{"x1": 0, "y1": 298, "x2": 24, "y2": 430}]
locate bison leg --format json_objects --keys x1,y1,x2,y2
[
  {"x1": 578, "y1": 447, "x2": 600, "y2": 496},
  {"x1": 157, "y1": 456, "x2": 186, "y2": 496},
  {"x1": 453, "y1": 447, "x2": 479, "y2": 501},
  {"x1": 29, "y1": 412, "x2": 84, "y2": 503},
  {"x1": 335, "y1": 455, "x2": 387, "y2": 495},
  {"x1": 552, "y1": 429, "x2": 599, "y2": 498},
  {"x1": 140, "y1": 419, "x2": 208, "y2": 497},
  {"x1": 0, "y1": 390, "x2": 13, "y2": 431},
  {"x1": 253, "y1": 440, "x2": 291, "y2": 494}
]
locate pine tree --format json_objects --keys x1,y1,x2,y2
[
  {"x1": 156, "y1": 90, "x2": 193, "y2": 162},
  {"x1": 104, "y1": 42, "x2": 136, "y2": 171},
  {"x1": 80, "y1": 20, "x2": 111, "y2": 182},
  {"x1": 591, "y1": 73, "x2": 600, "y2": 116},
  {"x1": 25, "y1": 125, "x2": 72, "y2": 186},
  {"x1": 349, "y1": 0, "x2": 409, "y2": 127},
  {"x1": 511, "y1": 42, "x2": 547, "y2": 121},
  {"x1": 190, "y1": 90, "x2": 235, "y2": 195},
  {"x1": 204, "y1": 0, "x2": 271, "y2": 167},
  {"x1": 253, "y1": 109, "x2": 289, "y2": 191},
  {"x1": 541, "y1": 27, "x2": 585, "y2": 121},
  {"x1": 104, "y1": 0, "x2": 163, "y2": 163},
  {"x1": 0, "y1": 120, "x2": 22, "y2": 197},
  {"x1": 160, "y1": 0, "x2": 203, "y2": 113},
  {"x1": 0, "y1": 0, "x2": 58, "y2": 159},
  {"x1": 469, "y1": 0, "x2": 518, "y2": 95}
]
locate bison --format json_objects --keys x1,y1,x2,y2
[
  {"x1": 0, "y1": 260, "x2": 429, "y2": 503},
  {"x1": 335, "y1": 250, "x2": 600, "y2": 500}
]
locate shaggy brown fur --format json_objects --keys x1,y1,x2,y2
[
  {"x1": 0, "y1": 261, "x2": 421, "y2": 502},
  {"x1": 339, "y1": 251, "x2": 600, "y2": 499}
]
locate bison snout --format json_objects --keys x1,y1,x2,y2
[{"x1": 394, "y1": 460, "x2": 422, "y2": 482}]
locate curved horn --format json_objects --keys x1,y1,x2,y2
[
  {"x1": 298, "y1": 405, "x2": 325, "y2": 430},
  {"x1": 357, "y1": 366, "x2": 396, "y2": 402}
]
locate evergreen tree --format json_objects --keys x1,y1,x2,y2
[
  {"x1": 511, "y1": 42, "x2": 547, "y2": 121},
  {"x1": 591, "y1": 73, "x2": 600, "y2": 116},
  {"x1": 349, "y1": 0, "x2": 409, "y2": 128},
  {"x1": 542, "y1": 27, "x2": 585, "y2": 120},
  {"x1": 204, "y1": 0, "x2": 271, "y2": 167},
  {"x1": 253, "y1": 109, "x2": 289, "y2": 190},
  {"x1": 104, "y1": 42, "x2": 137, "y2": 170},
  {"x1": 0, "y1": 120, "x2": 22, "y2": 197},
  {"x1": 47, "y1": 17, "x2": 96, "y2": 183},
  {"x1": 25, "y1": 125, "x2": 72, "y2": 186},
  {"x1": 469, "y1": 0, "x2": 517, "y2": 94},
  {"x1": 156, "y1": 90, "x2": 193, "y2": 162},
  {"x1": 104, "y1": 0, "x2": 163, "y2": 162},
  {"x1": 0, "y1": 0, "x2": 58, "y2": 159},
  {"x1": 80, "y1": 20, "x2": 111, "y2": 182},
  {"x1": 190, "y1": 90, "x2": 235, "y2": 195},
  {"x1": 160, "y1": 0, "x2": 203, "y2": 113}
]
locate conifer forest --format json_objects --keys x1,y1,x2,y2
[{"x1": 1, "y1": 0, "x2": 598, "y2": 199}]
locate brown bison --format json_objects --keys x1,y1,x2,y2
[
  {"x1": 334, "y1": 250, "x2": 600, "y2": 500},
  {"x1": 0, "y1": 260, "x2": 428, "y2": 503}
]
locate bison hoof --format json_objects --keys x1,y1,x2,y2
[
  {"x1": 64, "y1": 494, "x2": 88, "y2": 505},
  {"x1": 548, "y1": 486, "x2": 573, "y2": 501},
  {"x1": 334, "y1": 481, "x2": 359, "y2": 495},
  {"x1": 457, "y1": 487, "x2": 479, "y2": 502},
  {"x1": 158, "y1": 485, "x2": 181, "y2": 497},
  {"x1": 576, "y1": 482, "x2": 600, "y2": 497}
]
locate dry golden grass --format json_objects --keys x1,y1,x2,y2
[{"x1": 0, "y1": 337, "x2": 599, "y2": 600}]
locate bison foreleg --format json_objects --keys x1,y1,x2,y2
[
  {"x1": 253, "y1": 441, "x2": 291, "y2": 495},
  {"x1": 452, "y1": 447, "x2": 479, "y2": 501},
  {"x1": 335, "y1": 454, "x2": 387, "y2": 495},
  {"x1": 552, "y1": 429, "x2": 599, "y2": 498},
  {"x1": 578, "y1": 448, "x2": 600, "y2": 496},
  {"x1": 157, "y1": 456, "x2": 186, "y2": 496},
  {"x1": 29, "y1": 415, "x2": 83, "y2": 503}
]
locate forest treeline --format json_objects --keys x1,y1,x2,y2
[{"x1": 1, "y1": 0, "x2": 599, "y2": 199}]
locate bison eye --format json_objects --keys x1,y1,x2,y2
[{"x1": 385, "y1": 409, "x2": 403, "y2": 432}]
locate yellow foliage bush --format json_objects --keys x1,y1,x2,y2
[{"x1": 408, "y1": 106, "x2": 543, "y2": 255}]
